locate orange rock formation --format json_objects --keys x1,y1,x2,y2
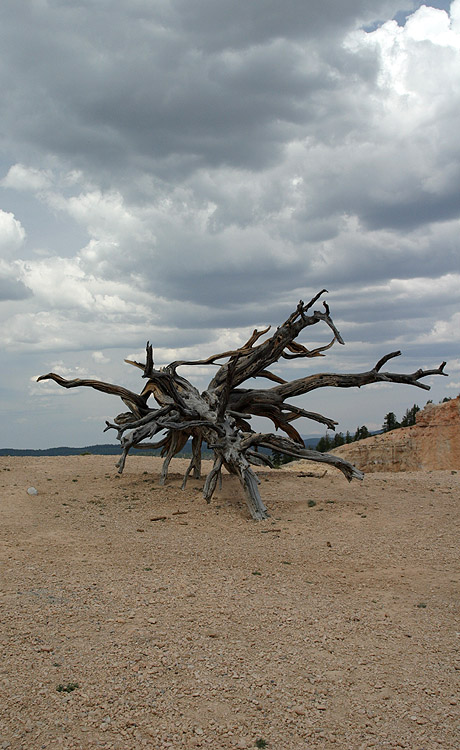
[{"x1": 333, "y1": 396, "x2": 460, "y2": 472}]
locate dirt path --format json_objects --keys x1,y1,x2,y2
[{"x1": 1, "y1": 456, "x2": 459, "y2": 749}]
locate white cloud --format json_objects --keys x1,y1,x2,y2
[
  {"x1": 92, "y1": 351, "x2": 110, "y2": 364},
  {"x1": 405, "y1": 4, "x2": 458, "y2": 46},
  {"x1": 423, "y1": 311, "x2": 460, "y2": 344},
  {"x1": 0, "y1": 211, "x2": 29, "y2": 300},
  {"x1": 17, "y1": 255, "x2": 152, "y2": 317},
  {"x1": 2, "y1": 163, "x2": 52, "y2": 192},
  {"x1": 447, "y1": 358, "x2": 460, "y2": 372},
  {"x1": 0, "y1": 209, "x2": 26, "y2": 256},
  {"x1": 0, "y1": 309, "x2": 148, "y2": 352}
]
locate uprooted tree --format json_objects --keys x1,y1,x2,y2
[{"x1": 38, "y1": 291, "x2": 447, "y2": 519}]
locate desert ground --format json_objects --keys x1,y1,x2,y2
[{"x1": 1, "y1": 455, "x2": 459, "y2": 749}]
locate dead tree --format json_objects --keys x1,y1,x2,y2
[{"x1": 38, "y1": 291, "x2": 447, "y2": 519}]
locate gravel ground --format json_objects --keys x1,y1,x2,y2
[{"x1": 1, "y1": 455, "x2": 459, "y2": 749}]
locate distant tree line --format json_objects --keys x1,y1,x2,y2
[
  {"x1": 382, "y1": 403, "x2": 420, "y2": 433},
  {"x1": 314, "y1": 425, "x2": 369, "y2": 453},
  {"x1": 272, "y1": 425, "x2": 369, "y2": 463}
]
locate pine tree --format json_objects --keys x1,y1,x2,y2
[
  {"x1": 400, "y1": 404, "x2": 420, "y2": 427},
  {"x1": 315, "y1": 434, "x2": 333, "y2": 452},
  {"x1": 333, "y1": 432, "x2": 345, "y2": 448},
  {"x1": 353, "y1": 425, "x2": 370, "y2": 441},
  {"x1": 383, "y1": 412, "x2": 400, "y2": 432}
]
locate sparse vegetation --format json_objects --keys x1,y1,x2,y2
[{"x1": 56, "y1": 682, "x2": 79, "y2": 693}]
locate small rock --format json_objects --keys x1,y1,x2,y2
[{"x1": 27, "y1": 487, "x2": 38, "y2": 495}]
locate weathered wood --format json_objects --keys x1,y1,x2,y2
[{"x1": 38, "y1": 292, "x2": 447, "y2": 519}]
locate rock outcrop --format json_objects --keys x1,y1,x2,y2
[{"x1": 331, "y1": 396, "x2": 460, "y2": 472}]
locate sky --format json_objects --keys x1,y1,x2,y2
[{"x1": 1, "y1": 0, "x2": 459, "y2": 449}]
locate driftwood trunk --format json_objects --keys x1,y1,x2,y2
[{"x1": 38, "y1": 292, "x2": 447, "y2": 519}]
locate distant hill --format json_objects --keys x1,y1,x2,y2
[
  {"x1": 0, "y1": 444, "x2": 124, "y2": 457},
  {"x1": 0, "y1": 434, "x2": 323, "y2": 457},
  {"x1": 302, "y1": 435, "x2": 323, "y2": 448}
]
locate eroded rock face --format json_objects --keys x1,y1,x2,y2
[{"x1": 332, "y1": 397, "x2": 460, "y2": 472}]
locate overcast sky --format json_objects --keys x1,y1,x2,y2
[{"x1": 1, "y1": 0, "x2": 459, "y2": 449}]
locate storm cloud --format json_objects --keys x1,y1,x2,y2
[{"x1": 0, "y1": 0, "x2": 459, "y2": 447}]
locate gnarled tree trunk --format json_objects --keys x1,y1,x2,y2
[{"x1": 38, "y1": 292, "x2": 447, "y2": 519}]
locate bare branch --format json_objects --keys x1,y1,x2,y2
[
  {"x1": 281, "y1": 336, "x2": 336, "y2": 360},
  {"x1": 244, "y1": 433, "x2": 364, "y2": 482},
  {"x1": 37, "y1": 372, "x2": 148, "y2": 416},
  {"x1": 272, "y1": 356, "x2": 448, "y2": 400}
]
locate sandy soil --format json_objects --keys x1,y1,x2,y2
[{"x1": 1, "y1": 455, "x2": 459, "y2": 750}]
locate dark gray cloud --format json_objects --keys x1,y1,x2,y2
[
  {"x1": 170, "y1": 0, "x2": 409, "y2": 49},
  {"x1": 0, "y1": 0, "x2": 410, "y2": 176},
  {"x1": 0, "y1": 0, "x2": 459, "y2": 447},
  {"x1": 361, "y1": 185, "x2": 460, "y2": 231}
]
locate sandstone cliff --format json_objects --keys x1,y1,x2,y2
[{"x1": 331, "y1": 396, "x2": 460, "y2": 472}]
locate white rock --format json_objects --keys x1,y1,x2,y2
[{"x1": 27, "y1": 487, "x2": 38, "y2": 495}]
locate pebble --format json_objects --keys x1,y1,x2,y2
[{"x1": 27, "y1": 487, "x2": 38, "y2": 495}]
